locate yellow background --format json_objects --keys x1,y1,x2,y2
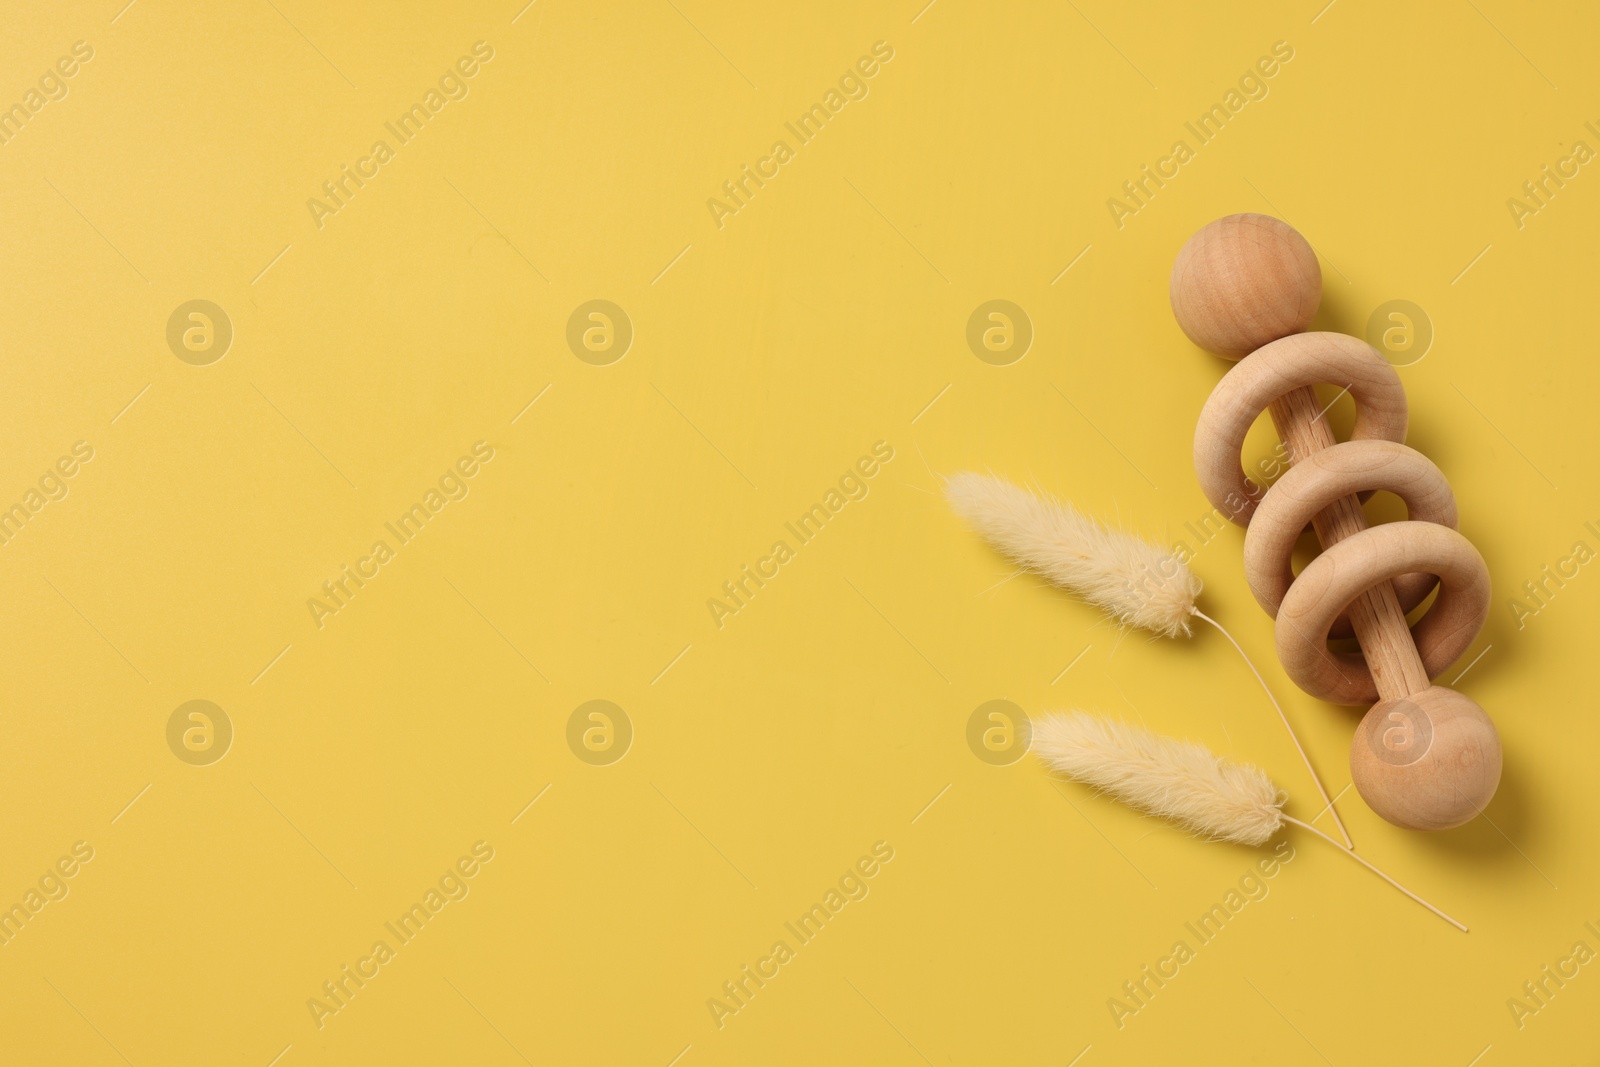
[{"x1": 2, "y1": 0, "x2": 1597, "y2": 1063}]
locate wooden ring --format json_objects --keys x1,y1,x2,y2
[
  {"x1": 1244, "y1": 439, "x2": 1457, "y2": 637},
  {"x1": 1194, "y1": 332, "x2": 1408, "y2": 527},
  {"x1": 1275, "y1": 521, "x2": 1490, "y2": 705}
]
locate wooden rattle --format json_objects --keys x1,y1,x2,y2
[{"x1": 1170, "y1": 213, "x2": 1501, "y2": 831}]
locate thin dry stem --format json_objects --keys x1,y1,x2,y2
[
  {"x1": 1282, "y1": 816, "x2": 1467, "y2": 932},
  {"x1": 1191, "y1": 607, "x2": 1354, "y2": 851}
]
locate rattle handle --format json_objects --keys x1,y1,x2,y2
[{"x1": 1267, "y1": 385, "x2": 1429, "y2": 702}]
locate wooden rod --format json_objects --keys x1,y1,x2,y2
[{"x1": 1267, "y1": 385, "x2": 1430, "y2": 702}]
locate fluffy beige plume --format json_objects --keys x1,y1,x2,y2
[
  {"x1": 1032, "y1": 710, "x2": 1468, "y2": 930},
  {"x1": 945, "y1": 472, "x2": 1200, "y2": 637},
  {"x1": 945, "y1": 471, "x2": 1354, "y2": 849},
  {"x1": 1032, "y1": 711, "x2": 1284, "y2": 846}
]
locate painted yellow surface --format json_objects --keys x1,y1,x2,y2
[{"x1": 1, "y1": 1, "x2": 1595, "y2": 1063}]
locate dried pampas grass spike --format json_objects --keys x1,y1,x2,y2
[
  {"x1": 1034, "y1": 711, "x2": 1467, "y2": 932},
  {"x1": 945, "y1": 472, "x2": 1199, "y2": 637},
  {"x1": 945, "y1": 471, "x2": 1353, "y2": 849},
  {"x1": 1033, "y1": 711, "x2": 1284, "y2": 845}
]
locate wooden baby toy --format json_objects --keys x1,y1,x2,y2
[{"x1": 1171, "y1": 213, "x2": 1501, "y2": 831}]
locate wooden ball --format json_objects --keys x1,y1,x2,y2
[
  {"x1": 1170, "y1": 213, "x2": 1322, "y2": 359},
  {"x1": 1349, "y1": 686, "x2": 1502, "y2": 831}
]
